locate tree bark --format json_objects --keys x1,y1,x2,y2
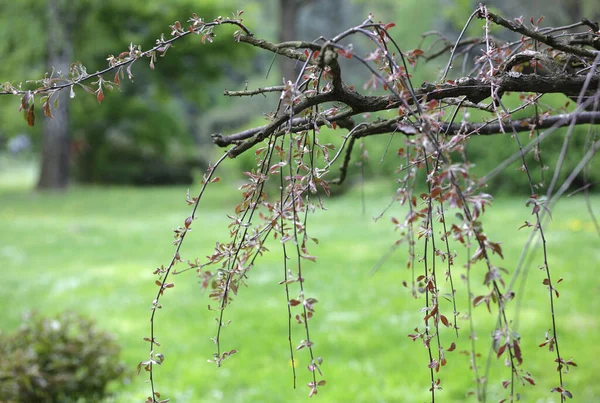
[{"x1": 37, "y1": 0, "x2": 73, "y2": 190}]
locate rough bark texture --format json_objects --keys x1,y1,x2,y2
[{"x1": 37, "y1": 0, "x2": 73, "y2": 190}]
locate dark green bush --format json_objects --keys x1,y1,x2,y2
[
  {"x1": 72, "y1": 94, "x2": 205, "y2": 186},
  {"x1": 0, "y1": 312, "x2": 126, "y2": 402}
]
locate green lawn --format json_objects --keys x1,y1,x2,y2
[{"x1": 0, "y1": 167, "x2": 598, "y2": 402}]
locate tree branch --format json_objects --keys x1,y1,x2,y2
[{"x1": 484, "y1": 11, "x2": 599, "y2": 59}]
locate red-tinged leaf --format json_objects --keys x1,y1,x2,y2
[
  {"x1": 43, "y1": 99, "x2": 54, "y2": 118},
  {"x1": 269, "y1": 161, "x2": 286, "y2": 174},
  {"x1": 447, "y1": 342, "x2": 456, "y2": 352},
  {"x1": 211, "y1": 177, "x2": 220, "y2": 183},
  {"x1": 331, "y1": 121, "x2": 337, "y2": 130},
  {"x1": 384, "y1": 22, "x2": 396, "y2": 30},
  {"x1": 27, "y1": 104, "x2": 35, "y2": 127},
  {"x1": 473, "y1": 295, "x2": 485, "y2": 307},
  {"x1": 497, "y1": 342, "x2": 506, "y2": 358},
  {"x1": 523, "y1": 376, "x2": 535, "y2": 385},
  {"x1": 424, "y1": 304, "x2": 438, "y2": 322},
  {"x1": 289, "y1": 299, "x2": 301, "y2": 306},
  {"x1": 165, "y1": 283, "x2": 174, "y2": 288},
  {"x1": 20, "y1": 92, "x2": 31, "y2": 111},
  {"x1": 317, "y1": 380, "x2": 326, "y2": 386},
  {"x1": 155, "y1": 280, "x2": 162, "y2": 286},
  {"x1": 412, "y1": 49, "x2": 424, "y2": 56},
  {"x1": 542, "y1": 278, "x2": 550, "y2": 285},
  {"x1": 563, "y1": 390, "x2": 573, "y2": 398},
  {"x1": 502, "y1": 380, "x2": 511, "y2": 389},
  {"x1": 440, "y1": 315, "x2": 449, "y2": 327},
  {"x1": 513, "y1": 339, "x2": 522, "y2": 365},
  {"x1": 114, "y1": 71, "x2": 120, "y2": 86},
  {"x1": 301, "y1": 254, "x2": 317, "y2": 262},
  {"x1": 97, "y1": 88, "x2": 104, "y2": 103},
  {"x1": 184, "y1": 216, "x2": 193, "y2": 228}
]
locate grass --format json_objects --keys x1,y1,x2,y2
[{"x1": 0, "y1": 164, "x2": 599, "y2": 402}]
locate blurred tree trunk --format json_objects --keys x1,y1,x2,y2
[
  {"x1": 278, "y1": 0, "x2": 301, "y2": 81},
  {"x1": 37, "y1": 0, "x2": 73, "y2": 190}
]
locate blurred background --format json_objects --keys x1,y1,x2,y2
[{"x1": 0, "y1": 0, "x2": 599, "y2": 402}]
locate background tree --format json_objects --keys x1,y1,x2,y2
[
  {"x1": 0, "y1": 0, "x2": 253, "y2": 189},
  {"x1": 1, "y1": 3, "x2": 599, "y2": 403},
  {"x1": 36, "y1": 0, "x2": 74, "y2": 189}
]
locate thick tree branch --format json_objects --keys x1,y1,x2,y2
[
  {"x1": 351, "y1": 111, "x2": 600, "y2": 139},
  {"x1": 214, "y1": 73, "x2": 600, "y2": 150}
]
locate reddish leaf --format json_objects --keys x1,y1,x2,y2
[
  {"x1": 97, "y1": 88, "x2": 104, "y2": 103},
  {"x1": 473, "y1": 295, "x2": 485, "y2": 307},
  {"x1": 43, "y1": 98, "x2": 53, "y2": 118},
  {"x1": 497, "y1": 342, "x2": 506, "y2": 358},
  {"x1": 26, "y1": 104, "x2": 35, "y2": 127},
  {"x1": 513, "y1": 339, "x2": 523, "y2": 365}
]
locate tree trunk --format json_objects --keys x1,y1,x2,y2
[
  {"x1": 37, "y1": 0, "x2": 73, "y2": 190},
  {"x1": 278, "y1": 0, "x2": 300, "y2": 82}
]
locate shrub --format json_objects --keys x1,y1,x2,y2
[{"x1": 0, "y1": 312, "x2": 126, "y2": 402}]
